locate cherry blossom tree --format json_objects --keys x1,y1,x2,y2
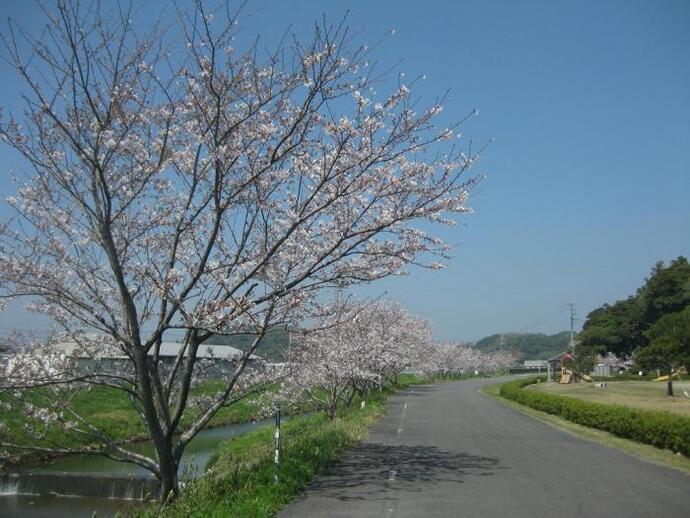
[
  {"x1": 427, "y1": 342, "x2": 516, "y2": 377},
  {"x1": 0, "y1": 1, "x2": 479, "y2": 498},
  {"x1": 284, "y1": 299, "x2": 432, "y2": 418}
]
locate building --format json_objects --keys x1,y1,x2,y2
[
  {"x1": 53, "y1": 340, "x2": 259, "y2": 378},
  {"x1": 523, "y1": 360, "x2": 548, "y2": 371},
  {"x1": 593, "y1": 363, "x2": 613, "y2": 377},
  {"x1": 546, "y1": 351, "x2": 573, "y2": 381}
]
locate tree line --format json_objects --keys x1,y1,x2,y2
[{"x1": 577, "y1": 256, "x2": 690, "y2": 395}]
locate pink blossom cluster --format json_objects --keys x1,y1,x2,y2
[
  {"x1": 281, "y1": 299, "x2": 433, "y2": 418},
  {"x1": 421, "y1": 342, "x2": 518, "y2": 376}
]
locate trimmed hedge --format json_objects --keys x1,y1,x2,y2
[{"x1": 499, "y1": 377, "x2": 690, "y2": 457}]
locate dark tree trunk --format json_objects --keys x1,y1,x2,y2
[
  {"x1": 667, "y1": 378, "x2": 674, "y2": 397},
  {"x1": 133, "y1": 353, "x2": 179, "y2": 501},
  {"x1": 344, "y1": 390, "x2": 354, "y2": 408},
  {"x1": 157, "y1": 438, "x2": 179, "y2": 501}
]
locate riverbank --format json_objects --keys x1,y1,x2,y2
[
  {"x1": 0, "y1": 419, "x2": 275, "y2": 518},
  {"x1": 137, "y1": 375, "x2": 429, "y2": 517},
  {"x1": 0, "y1": 382, "x2": 276, "y2": 469}
]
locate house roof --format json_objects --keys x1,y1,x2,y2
[
  {"x1": 52, "y1": 341, "x2": 254, "y2": 360},
  {"x1": 546, "y1": 351, "x2": 573, "y2": 362}
]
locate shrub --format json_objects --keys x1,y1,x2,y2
[{"x1": 499, "y1": 378, "x2": 690, "y2": 457}]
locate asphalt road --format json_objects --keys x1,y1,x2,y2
[{"x1": 279, "y1": 377, "x2": 690, "y2": 518}]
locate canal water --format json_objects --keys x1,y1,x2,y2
[{"x1": 0, "y1": 419, "x2": 271, "y2": 517}]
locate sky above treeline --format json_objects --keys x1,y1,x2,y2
[{"x1": 0, "y1": 0, "x2": 688, "y2": 342}]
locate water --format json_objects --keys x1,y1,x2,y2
[
  {"x1": 0, "y1": 494, "x2": 146, "y2": 518},
  {"x1": 0, "y1": 418, "x2": 271, "y2": 517},
  {"x1": 34, "y1": 419, "x2": 267, "y2": 478}
]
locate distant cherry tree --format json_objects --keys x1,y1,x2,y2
[
  {"x1": 284, "y1": 299, "x2": 432, "y2": 418},
  {"x1": 429, "y1": 342, "x2": 516, "y2": 377},
  {"x1": 0, "y1": 0, "x2": 479, "y2": 498}
]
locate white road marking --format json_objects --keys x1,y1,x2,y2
[{"x1": 388, "y1": 470, "x2": 397, "y2": 482}]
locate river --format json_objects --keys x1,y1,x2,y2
[{"x1": 0, "y1": 419, "x2": 271, "y2": 517}]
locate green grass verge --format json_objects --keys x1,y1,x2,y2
[
  {"x1": 488, "y1": 378, "x2": 690, "y2": 462},
  {"x1": 528, "y1": 379, "x2": 690, "y2": 416},
  {"x1": 482, "y1": 382, "x2": 690, "y2": 474},
  {"x1": 136, "y1": 375, "x2": 428, "y2": 517}
]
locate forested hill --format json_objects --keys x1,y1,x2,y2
[{"x1": 475, "y1": 332, "x2": 571, "y2": 360}]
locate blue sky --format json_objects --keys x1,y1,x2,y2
[{"x1": 0, "y1": 0, "x2": 688, "y2": 341}]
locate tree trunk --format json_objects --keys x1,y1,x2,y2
[
  {"x1": 157, "y1": 441, "x2": 179, "y2": 502},
  {"x1": 134, "y1": 353, "x2": 179, "y2": 501},
  {"x1": 667, "y1": 378, "x2": 674, "y2": 397},
  {"x1": 344, "y1": 390, "x2": 355, "y2": 408}
]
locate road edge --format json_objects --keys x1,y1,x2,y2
[{"x1": 480, "y1": 382, "x2": 690, "y2": 476}]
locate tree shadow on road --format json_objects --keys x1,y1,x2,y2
[{"x1": 299, "y1": 442, "x2": 501, "y2": 502}]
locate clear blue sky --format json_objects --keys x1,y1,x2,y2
[{"x1": 1, "y1": 0, "x2": 688, "y2": 342}]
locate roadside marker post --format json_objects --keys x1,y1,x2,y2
[{"x1": 274, "y1": 402, "x2": 281, "y2": 483}]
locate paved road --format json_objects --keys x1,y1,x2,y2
[{"x1": 279, "y1": 377, "x2": 690, "y2": 518}]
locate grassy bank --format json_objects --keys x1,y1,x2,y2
[
  {"x1": 0, "y1": 382, "x2": 270, "y2": 466},
  {"x1": 138, "y1": 375, "x2": 427, "y2": 517},
  {"x1": 482, "y1": 381, "x2": 690, "y2": 474},
  {"x1": 528, "y1": 380, "x2": 690, "y2": 416},
  {"x1": 497, "y1": 377, "x2": 690, "y2": 457},
  {"x1": 1, "y1": 371, "x2": 467, "y2": 467}
]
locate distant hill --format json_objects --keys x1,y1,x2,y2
[
  {"x1": 475, "y1": 332, "x2": 572, "y2": 360},
  {"x1": 208, "y1": 327, "x2": 291, "y2": 362}
]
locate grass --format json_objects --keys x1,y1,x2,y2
[
  {"x1": 482, "y1": 381, "x2": 690, "y2": 475},
  {"x1": 136, "y1": 375, "x2": 428, "y2": 517},
  {"x1": 1, "y1": 372, "x2": 459, "y2": 467},
  {"x1": 528, "y1": 380, "x2": 690, "y2": 416},
  {"x1": 0, "y1": 382, "x2": 270, "y2": 465}
]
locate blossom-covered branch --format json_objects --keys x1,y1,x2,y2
[{"x1": 0, "y1": 0, "x2": 480, "y2": 498}]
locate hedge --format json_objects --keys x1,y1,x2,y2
[{"x1": 499, "y1": 377, "x2": 690, "y2": 457}]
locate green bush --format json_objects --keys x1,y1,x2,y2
[{"x1": 499, "y1": 377, "x2": 690, "y2": 457}]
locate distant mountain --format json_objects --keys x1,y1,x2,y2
[
  {"x1": 208, "y1": 327, "x2": 291, "y2": 362},
  {"x1": 475, "y1": 332, "x2": 572, "y2": 360}
]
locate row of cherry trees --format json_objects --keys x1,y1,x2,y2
[
  {"x1": 282, "y1": 299, "x2": 517, "y2": 418},
  {"x1": 426, "y1": 341, "x2": 518, "y2": 378},
  {"x1": 282, "y1": 300, "x2": 432, "y2": 418}
]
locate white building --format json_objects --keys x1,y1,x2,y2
[
  {"x1": 523, "y1": 360, "x2": 548, "y2": 371},
  {"x1": 53, "y1": 340, "x2": 259, "y2": 378}
]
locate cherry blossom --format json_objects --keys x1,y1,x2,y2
[
  {"x1": 283, "y1": 299, "x2": 433, "y2": 418},
  {"x1": 0, "y1": 1, "x2": 480, "y2": 498}
]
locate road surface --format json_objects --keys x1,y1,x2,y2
[{"x1": 279, "y1": 377, "x2": 690, "y2": 517}]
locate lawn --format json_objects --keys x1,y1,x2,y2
[{"x1": 529, "y1": 380, "x2": 690, "y2": 417}]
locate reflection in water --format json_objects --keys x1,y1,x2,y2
[
  {"x1": 36, "y1": 419, "x2": 268, "y2": 478},
  {"x1": 0, "y1": 494, "x2": 145, "y2": 518}
]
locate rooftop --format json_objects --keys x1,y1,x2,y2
[{"x1": 53, "y1": 341, "x2": 255, "y2": 360}]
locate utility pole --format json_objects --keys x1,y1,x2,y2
[{"x1": 569, "y1": 302, "x2": 576, "y2": 350}]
